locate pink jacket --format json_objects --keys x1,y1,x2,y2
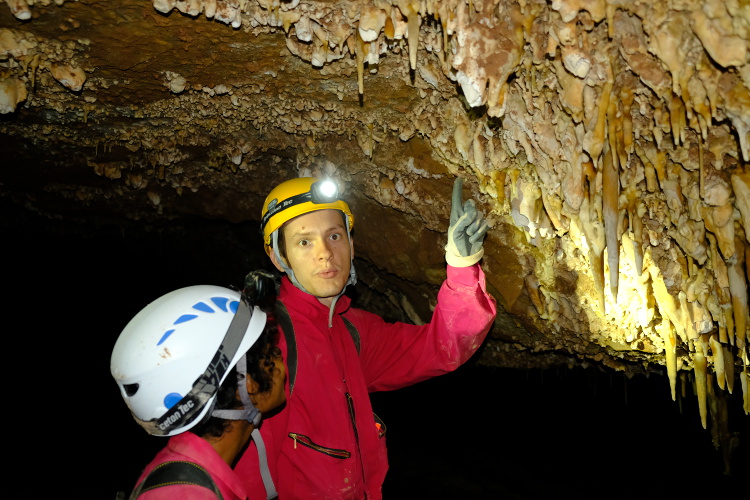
[
  {"x1": 236, "y1": 264, "x2": 496, "y2": 499},
  {"x1": 133, "y1": 432, "x2": 250, "y2": 500}
]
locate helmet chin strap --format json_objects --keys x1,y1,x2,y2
[
  {"x1": 211, "y1": 355, "x2": 261, "y2": 426},
  {"x1": 272, "y1": 230, "x2": 307, "y2": 294}
]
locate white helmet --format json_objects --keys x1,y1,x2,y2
[{"x1": 111, "y1": 285, "x2": 267, "y2": 437}]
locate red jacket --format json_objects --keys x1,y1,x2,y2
[
  {"x1": 236, "y1": 264, "x2": 496, "y2": 499},
  {"x1": 133, "y1": 432, "x2": 250, "y2": 500}
]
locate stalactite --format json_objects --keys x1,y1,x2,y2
[
  {"x1": 586, "y1": 80, "x2": 611, "y2": 165},
  {"x1": 355, "y1": 31, "x2": 366, "y2": 96},
  {"x1": 602, "y1": 129, "x2": 620, "y2": 301},
  {"x1": 396, "y1": 0, "x2": 420, "y2": 72},
  {"x1": 579, "y1": 164, "x2": 605, "y2": 312},
  {"x1": 5, "y1": 0, "x2": 32, "y2": 19},
  {"x1": 621, "y1": 86, "x2": 634, "y2": 157},
  {"x1": 648, "y1": 255, "x2": 687, "y2": 344},
  {"x1": 659, "y1": 321, "x2": 678, "y2": 400},
  {"x1": 204, "y1": 0, "x2": 216, "y2": 19},
  {"x1": 727, "y1": 237, "x2": 748, "y2": 352},
  {"x1": 731, "y1": 171, "x2": 750, "y2": 245},
  {"x1": 693, "y1": 336, "x2": 709, "y2": 429},
  {"x1": 709, "y1": 334, "x2": 725, "y2": 391},
  {"x1": 0, "y1": 76, "x2": 27, "y2": 113}
]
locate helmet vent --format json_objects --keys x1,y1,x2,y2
[{"x1": 123, "y1": 383, "x2": 139, "y2": 397}]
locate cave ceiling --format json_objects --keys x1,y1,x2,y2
[{"x1": 1, "y1": 0, "x2": 749, "y2": 430}]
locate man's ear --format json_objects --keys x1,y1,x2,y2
[{"x1": 266, "y1": 245, "x2": 285, "y2": 273}]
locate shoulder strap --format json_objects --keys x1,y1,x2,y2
[
  {"x1": 275, "y1": 301, "x2": 298, "y2": 396},
  {"x1": 274, "y1": 301, "x2": 361, "y2": 397},
  {"x1": 342, "y1": 316, "x2": 361, "y2": 354},
  {"x1": 129, "y1": 461, "x2": 223, "y2": 499}
]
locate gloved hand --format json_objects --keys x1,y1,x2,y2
[{"x1": 445, "y1": 178, "x2": 488, "y2": 267}]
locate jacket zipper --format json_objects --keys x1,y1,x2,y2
[
  {"x1": 346, "y1": 392, "x2": 359, "y2": 442},
  {"x1": 347, "y1": 392, "x2": 369, "y2": 500},
  {"x1": 288, "y1": 432, "x2": 351, "y2": 459},
  {"x1": 330, "y1": 317, "x2": 368, "y2": 497}
]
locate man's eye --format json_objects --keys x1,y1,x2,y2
[
  {"x1": 330, "y1": 233, "x2": 340, "y2": 241},
  {"x1": 298, "y1": 239, "x2": 309, "y2": 246}
]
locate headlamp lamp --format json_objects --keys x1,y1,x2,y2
[
  {"x1": 261, "y1": 179, "x2": 340, "y2": 232},
  {"x1": 312, "y1": 179, "x2": 338, "y2": 201}
]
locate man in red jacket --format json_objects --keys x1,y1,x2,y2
[{"x1": 236, "y1": 176, "x2": 497, "y2": 499}]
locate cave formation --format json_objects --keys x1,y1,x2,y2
[{"x1": 2, "y1": 0, "x2": 749, "y2": 494}]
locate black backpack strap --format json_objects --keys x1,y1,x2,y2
[
  {"x1": 274, "y1": 301, "x2": 361, "y2": 397},
  {"x1": 275, "y1": 300, "x2": 298, "y2": 396},
  {"x1": 129, "y1": 461, "x2": 223, "y2": 499},
  {"x1": 342, "y1": 316, "x2": 360, "y2": 354}
]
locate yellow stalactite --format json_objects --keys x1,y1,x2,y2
[
  {"x1": 693, "y1": 338, "x2": 708, "y2": 429},
  {"x1": 709, "y1": 334, "x2": 725, "y2": 391},
  {"x1": 355, "y1": 31, "x2": 366, "y2": 95}
]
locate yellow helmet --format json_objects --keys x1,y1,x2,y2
[{"x1": 260, "y1": 177, "x2": 354, "y2": 247}]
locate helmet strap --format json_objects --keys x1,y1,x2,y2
[
  {"x1": 211, "y1": 354, "x2": 277, "y2": 499},
  {"x1": 271, "y1": 230, "x2": 308, "y2": 294},
  {"x1": 343, "y1": 215, "x2": 357, "y2": 287},
  {"x1": 210, "y1": 355, "x2": 261, "y2": 427},
  {"x1": 251, "y1": 427, "x2": 277, "y2": 499},
  {"x1": 326, "y1": 218, "x2": 357, "y2": 328}
]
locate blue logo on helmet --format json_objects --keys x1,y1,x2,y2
[{"x1": 156, "y1": 297, "x2": 240, "y2": 346}]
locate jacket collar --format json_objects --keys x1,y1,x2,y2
[{"x1": 279, "y1": 275, "x2": 351, "y2": 319}]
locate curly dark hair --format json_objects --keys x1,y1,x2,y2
[{"x1": 193, "y1": 270, "x2": 281, "y2": 439}]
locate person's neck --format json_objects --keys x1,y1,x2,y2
[
  {"x1": 204, "y1": 420, "x2": 254, "y2": 466},
  {"x1": 317, "y1": 295, "x2": 334, "y2": 307}
]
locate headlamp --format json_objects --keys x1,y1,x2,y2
[
  {"x1": 311, "y1": 179, "x2": 338, "y2": 202},
  {"x1": 261, "y1": 179, "x2": 340, "y2": 231}
]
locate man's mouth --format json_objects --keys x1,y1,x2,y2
[{"x1": 317, "y1": 268, "x2": 338, "y2": 278}]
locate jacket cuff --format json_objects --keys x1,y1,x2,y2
[
  {"x1": 445, "y1": 247, "x2": 483, "y2": 268},
  {"x1": 446, "y1": 262, "x2": 482, "y2": 287}
]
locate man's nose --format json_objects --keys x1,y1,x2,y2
[{"x1": 316, "y1": 238, "x2": 333, "y2": 260}]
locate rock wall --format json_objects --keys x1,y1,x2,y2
[{"x1": 1, "y1": 0, "x2": 748, "y2": 447}]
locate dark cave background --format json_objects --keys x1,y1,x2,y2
[{"x1": 7, "y1": 203, "x2": 747, "y2": 499}]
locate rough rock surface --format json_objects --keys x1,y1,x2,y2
[{"x1": 2, "y1": 0, "x2": 749, "y2": 465}]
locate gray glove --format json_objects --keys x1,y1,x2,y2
[{"x1": 445, "y1": 178, "x2": 488, "y2": 267}]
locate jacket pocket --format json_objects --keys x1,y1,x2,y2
[{"x1": 288, "y1": 432, "x2": 351, "y2": 459}]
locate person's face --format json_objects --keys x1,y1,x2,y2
[
  {"x1": 268, "y1": 209, "x2": 353, "y2": 306},
  {"x1": 248, "y1": 351, "x2": 286, "y2": 414}
]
